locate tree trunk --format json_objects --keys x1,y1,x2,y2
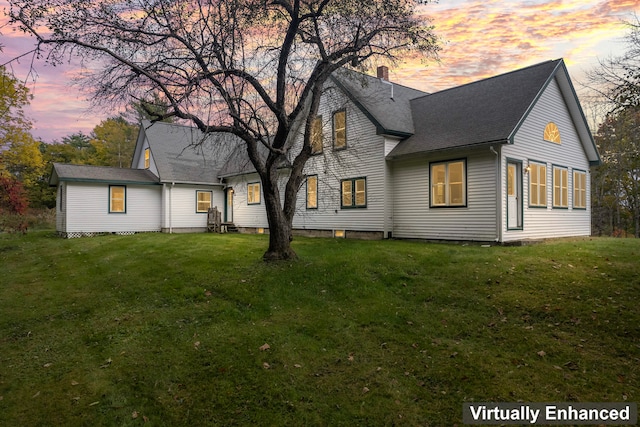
[{"x1": 261, "y1": 178, "x2": 297, "y2": 261}]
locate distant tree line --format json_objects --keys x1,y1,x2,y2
[
  {"x1": 1, "y1": 46, "x2": 172, "y2": 231},
  {"x1": 588, "y1": 17, "x2": 640, "y2": 237}
]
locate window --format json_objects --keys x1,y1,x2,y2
[
  {"x1": 333, "y1": 110, "x2": 346, "y2": 150},
  {"x1": 529, "y1": 162, "x2": 547, "y2": 207},
  {"x1": 341, "y1": 177, "x2": 366, "y2": 208},
  {"x1": 144, "y1": 148, "x2": 150, "y2": 169},
  {"x1": 306, "y1": 175, "x2": 318, "y2": 209},
  {"x1": 109, "y1": 185, "x2": 126, "y2": 213},
  {"x1": 196, "y1": 191, "x2": 212, "y2": 213},
  {"x1": 430, "y1": 160, "x2": 466, "y2": 207},
  {"x1": 311, "y1": 116, "x2": 323, "y2": 154},
  {"x1": 553, "y1": 166, "x2": 568, "y2": 208},
  {"x1": 544, "y1": 122, "x2": 561, "y2": 144},
  {"x1": 247, "y1": 182, "x2": 261, "y2": 205},
  {"x1": 573, "y1": 170, "x2": 587, "y2": 209}
]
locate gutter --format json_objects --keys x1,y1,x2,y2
[
  {"x1": 386, "y1": 139, "x2": 509, "y2": 160},
  {"x1": 159, "y1": 180, "x2": 225, "y2": 187}
]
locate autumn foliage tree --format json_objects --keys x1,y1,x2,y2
[
  {"x1": 9, "y1": 0, "x2": 439, "y2": 260},
  {"x1": 0, "y1": 45, "x2": 39, "y2": 230}
]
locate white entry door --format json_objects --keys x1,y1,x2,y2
[{"x1": 507, "y1": 162, "x2": 521, "y2": 229}]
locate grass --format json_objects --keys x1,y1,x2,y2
[{"x1": 0, "y1": 231, "x2": 638, "y2": 426}]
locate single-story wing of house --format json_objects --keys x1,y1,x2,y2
[{"x1": 49, "y1": 59, "x2": 600, "y2": 242}]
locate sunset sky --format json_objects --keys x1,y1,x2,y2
[{"x1": 1, "y1": 0, "x2": 638, "y2": 143}]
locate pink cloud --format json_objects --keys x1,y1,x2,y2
[{"x1": 2, "y1": 0, "x2": 639, "y2": 142}]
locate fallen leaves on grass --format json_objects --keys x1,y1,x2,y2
[{"x1": 259, "y1": 343, "x2": 270, "y2": 351}]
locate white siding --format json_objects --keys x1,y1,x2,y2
[
  {"x1": 290, "y1": 87, "x2": 387, "y2": 233},
  {"x1": 225, "y1": 174, "x2": 269, "y2": 228},
  {"x1": 162, "y1": 184, "x2": 225, "y2": 231},
  {"x1": 391, "y1": 148, "x2": 498, "y2": 241},
  {"x1": 133, "y1": 141, "x2": 159, "y2": 176},
  {"x1": 501, "y1": 77, "x2": 592, "y2": 241},
  {"x1": 65, "y1": 182, "x2": 162, "y2": 233},
  {"x1": 227, "y1": 85, "x2": 389, "y2": 235}
]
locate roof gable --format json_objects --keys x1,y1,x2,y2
[
  {"x1": 330, "y1": 68, "x2": 428, "y2": 137},
  {"x1": 388, "y1": 60, "x2": 565, "y2": 157},
  {"x1": 135, "y1": 121, "x2": 242, "y2": 184}
]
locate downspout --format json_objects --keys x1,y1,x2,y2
[
  {"x1": 490, "y1": 146, "x2": 501, "y2": 243},
  {"x1": 169, "y1": 182, "x2": 175, "y2": 234}
]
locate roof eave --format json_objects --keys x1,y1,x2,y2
[
  {"x1": 387, "y1": 139, "x2": 509, "y2": 160},
  {"x1": 377, "y1": 126, "x2": 413, "y2": 138},
  {"x1": 56, "y1": 177, "x2": 161, "y2": 186}
]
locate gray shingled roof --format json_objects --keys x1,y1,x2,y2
[
  {"x1": 331, "y1": 68, "x2": 428, "y2": 136},
  {"x1": 388, "y1": 60, "x2": 562, "y2": 157},
  {"x1": 49, "y1": 163, "x2": 159, "y2": 186},
  {"x1": 140, "y1": 121, "x2": 242, "y2": 184}
]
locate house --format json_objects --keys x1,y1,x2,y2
[{"x1": 49, "y1": 59, "x2": 600, "y2": 242}]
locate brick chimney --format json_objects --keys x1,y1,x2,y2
[{"x1": 377, "y1": 65, "x2": 389, "y2": 81}]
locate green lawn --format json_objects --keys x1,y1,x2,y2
[{"x1": 0, "y1": 231, "x2": 638, "y2": 426}]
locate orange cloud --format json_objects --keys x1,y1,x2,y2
[
  {"x1": 1, "y1": 0, "x2": 639, "y2": 142},
  {"x1": 400, "y1": 0, "x2": 638, "y2": 92}
]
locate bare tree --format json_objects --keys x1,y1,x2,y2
[
  {"x1": 585, "y1": 16, "x2": 640, "y2": 113},
  {"x1": 8, "y1": 0, "x2": 439, "y2": 260},
  {"x1": 585, "y1": 15, "x2": 640, "y2": 237}
]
